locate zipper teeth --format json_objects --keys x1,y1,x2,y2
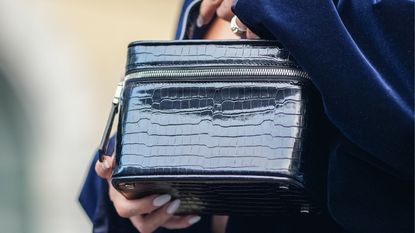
[{"x1": 126, "y1": 68, "x2": 309, "y2": 80}]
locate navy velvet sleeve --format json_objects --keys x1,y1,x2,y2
[
  {"x1": 79, "y1": 135, "x2": 116, "y2": 222},
  {"x1": 232, "y1": 0, "x2": 414, "y2": 178},
  {"x1": 229, "y1": 1, "x2": 414, "y2": 232},
  {"x1": 175, "y1": 0, "x2": 210, "y2": 40},
  {"x1": 175, "y1": 0, "x2": 192, "y2": 40}
]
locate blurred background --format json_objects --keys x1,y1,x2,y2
[{"x1": 0, "y1": 0, "x2": 182, "y2": 232}]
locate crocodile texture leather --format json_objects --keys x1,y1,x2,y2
[
  {"x1": 126, "y1": 40, "x2": 298, "y2": 73},
  {"x1": 112, "y1": 40, "x2": 331, "y2": 215},
  {"x1": 119, "y1": 82, "x2": 306, "y2": 173}
]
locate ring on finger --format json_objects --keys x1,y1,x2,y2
[{"x1": 230, "y1": 15, "x2": 247, "y2": 36}]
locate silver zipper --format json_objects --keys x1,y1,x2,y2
[{"x1": 125, "y1": 68, "x2": 309, "y2": 80}]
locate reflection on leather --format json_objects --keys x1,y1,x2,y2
[{"x1": 122, "y1": 83, "x2": 304, "y2": 172}]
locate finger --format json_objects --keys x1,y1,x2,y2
[
  {"x1": 108, "y1": 180, "x2": 120, "y2": 202},
  {"x1": 130, "y1": 199, "x2": 182, "y2": 233},
  {"x1": 235, "y1": 16, "x2": 247, "y2": 31},
  {"x1": 216, "y1": 0, "x2": 235, "y2": 22},
  {"x1": 112, "y1": 194, "x2": 172, "y2": 218},
  {"x1": 247, "y1": 29, "x2": 260, "y2": 39},
  {"x1": 161, "y1": 215, "x2": 202, "y2": 229},
  {"x1": 95, "y1": 155, "x2": 113, "y2": 180},
  {"x1": 198, "y1": 0, "x2": 223, "y2": 27}
]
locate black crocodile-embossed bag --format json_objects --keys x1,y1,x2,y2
[{"x1": 98, "y1": 0, "x2": 332, "y2": 216}]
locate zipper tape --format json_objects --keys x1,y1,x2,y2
[{"x1": 125, "y1": 68, "x2": 309, "y2": 81}]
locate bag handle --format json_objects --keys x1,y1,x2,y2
[{"x1": 98, "y1": 82, "x2": 123, "y2": 162}]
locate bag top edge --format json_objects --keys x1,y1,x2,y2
[{"x1": 127, "y1": 39, "x2": 281, "y2": 48}]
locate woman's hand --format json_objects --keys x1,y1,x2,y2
[
  {"x1": 95, "y1": 156, "x2": 201, "y2": 233},
  {"x1": 198, "y1": 0, "x2": 259, "y2": 39}
]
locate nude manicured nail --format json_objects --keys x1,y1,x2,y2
[
  {"x1": 166, "y1": 199, "x2": 181, "y2": 214},
  {"x1": 188, "y1": 216, "x2": 201, "y2": 225},
  {"x1": 196, "y1": 15, "x2": 204, "y2": 27},
  {"x1": 102, "y1": 160, "x2": 110, "y2": 170},
  {"x1": 153, "y1": 194, "x2": 171, "y2": 207}
]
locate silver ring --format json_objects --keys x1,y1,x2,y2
[{"x1": 230, "y1": 15, "x2": 247, "y2": 36}]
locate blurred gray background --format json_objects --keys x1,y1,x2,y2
[{"x1": 0, "y1": 0, "x2": 182, "y2": 232}]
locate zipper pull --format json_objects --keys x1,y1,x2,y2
[{"x1": 98, "y1": 82, "x2": 124, "y2": 162}]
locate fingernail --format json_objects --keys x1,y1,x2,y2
[
  {"x1": 188, "y1": 216, "x2": 201, "y2": 225},
  {"x1": 196, "y1": 15, "x2": 203, "y2": 27},
  {"x1": 153, "y1": 194, "x2": 171, "y2": 207},
  {"x1": 102, "y1": 160, "x2": 110, "y2": 170},
  {"x1": 166, "y1": 199, "x2": 181, "y2": 214}
]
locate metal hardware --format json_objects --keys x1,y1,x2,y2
[
  {"x1": 125, "y1": 68, "x2": 310, "y2": 81},
  {"x1": 124, "y1": 183, "x2": 135, "y2": 190},
  {"x1": 113, "y1": 82, "x2": 124, "y2": 105},
  {"x1": 300, "y1": 205, "x2": 310, "y2": 214},
  {"x1": 279, "y1": 184, "x2": 289, "y2": 190}
]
